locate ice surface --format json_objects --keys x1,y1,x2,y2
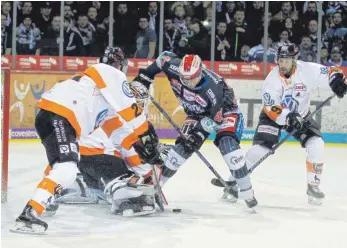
[{"x1": 2, "y1": 142, "x2": 347, "y2": 248}]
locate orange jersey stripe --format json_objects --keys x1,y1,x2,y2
[
  {"x1": 102, "y1": 117, "x2": 123, "y2": 137},
  {"x1": 121, "y1": 132, "x2": 139, "y2": 150},
  {"x1": 126, "y1": 155, "x2": 143, "y2": 167},
  {"x1": 118, "y1": 104, "x2": 142, "y2": 122},
  {"x1": 80, "y1": 146, "x2": 105, "y2": 155},
  {"x1": 37, "y1": 177, "x2": 58, "y2": 195},
  {"x1": 83, "y1": 66, "x2": 107, "y2": 89},
  {"x1": 37, "y1": 99, "x2": 81, "y2": 137},
  {"x1": 263, "y1": 105, "x2": 284, "y2": 121},
  {"x1": 28, "y1": 199, "x2": 45, "y2": 214},
  {"x1": 44, "y1": 164, "x2": 52, "y2": 176},
  {"x1": 134, "y1": 121, "x2": 149, "y2": 136}
]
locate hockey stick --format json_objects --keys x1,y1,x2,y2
[
  {"x1": 211, "y1": 93, "x2": 336, "y2": 187},
  {"x1": 149, "y1": 95, "x2": 232, "y2": 191}
]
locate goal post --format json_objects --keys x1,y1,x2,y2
[{"x1": 1, "y1": 67, "x2": 10, "y2": 203}]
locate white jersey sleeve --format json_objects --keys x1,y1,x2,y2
[
  {"x1": 262, "y1": 69, "x2": 291, "y2": 125},
  {"x1": 303, "y1": 62, "x2": 330, "y2": 90}
]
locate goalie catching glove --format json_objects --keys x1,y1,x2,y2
[{"x1": 133, "y1": 122, "x2": 162, "y2": 165}]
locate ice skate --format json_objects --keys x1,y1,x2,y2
[
  {"x1": 307, "y1": 184, "x2": 325, "y2": 205},
  {"x1": 221, "y1": 181, "x2": 238, "y2": 203},
  {"x1": 10, "y1": 205, "x2": 48, "y2": 234}
]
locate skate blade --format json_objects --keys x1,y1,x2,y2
[
  {"x1": 10, "y1": 222, "x2": 46, "y2": 235},
  {"x1": 308, "y1": 196, "x2": 323, "y2": 205},
  {"x1": 221, "y1": 193, "x2": 238, "y2": 203}
]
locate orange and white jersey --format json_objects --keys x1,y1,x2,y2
[
  {"x1": 37, "y1": 63, "x2": 149, "y2": 150},
  {"x1": 262, "y1": 61, "x2": 335, "y2": 125}
]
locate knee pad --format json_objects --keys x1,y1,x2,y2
[
  {"x1": 161, "y1": 144, "x2": 189, "y2": 179},
  {"x1": 47, "y1": 161, "x2": 79, "y2": 188},
  {"x1": 305, "y1": 136, "x2": 324, "y2": 163},
  {"x1": 217, "y1": 135, "x2": 240, "y2": 155},
  {"x1": 222, "y1": 149, "x2": 248, "y2": 179}
]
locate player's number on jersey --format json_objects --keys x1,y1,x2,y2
[{"x1": 131, "y1": 103, "x2": 142, "y2": 117}]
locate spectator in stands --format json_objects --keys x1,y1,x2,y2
[
  {"x1": 34, "y1": 2, "x2": 52, "y2": 37},
  {"x1": 148, "y1": 2, "x2": 159, "y2": 36},
  {"x1": 327, "y1": 11, "x2": 347, "y2": 52},
  {"x1": 299, "y1": 35, "x2": 316, "y2": 62},
  {"x1": 302, "y1": 1, "x2": 319, "y2": 27},
  {"x1": 76, "y1": 14, "x2": 95, "y2": 56},
  {"x1": 178, "y1": 18, "x2": 210, "y2": 60},
  {"x1": 202, "y1": 5, "x2": 213, "y2": 33},
  {"x1": 240, "y1": 44, "x2": 251, "y2": 62},
  {"x1": 92, "y1": 16, "x2": 110, "y2": 56},
  {"x1": 1, "y1": 1, "x2": 12, "y2": 27},
  {"x1": 327, "y1": 46, "x2": 347, "y2": 66},
  {"x1": 18, "y1": 1, "x2": 33, "y2": 23},
  {"x1": 40, "y1": 15, "x2": 84, "y2": 56},
  {"x1": 113, "y1": 3, "x2": 136, "y2": 56},
  {"x1": 284, "y1": 17, "x2": 301, "y2": 44},
  {"x1": 320, "y1": 47, "x2": 329, "y2": 65},
  {"x1": 163, "y1": 17, "x2": 181, "y2": 53},
  {"x1": 217, "y1": 1, "x2": 237, "y2": 24},
  {"x1": 1, "y1": 13, "x2": 12, "y2": 55},
  {"x1": 272, "y1": 2, "x2": 298, "y2": 22},
  {"x1": 87, "y1": 6, "x2": 100, "y2": 30},
  {"x1": 246, "y1": 1, "x2": 264, "y2": 33},
  {"x1": 92, "y1": 1, "x2": 108, "y2": 21},
  {"x1": 64, "y1": 4, "x2": 75, "y2": 22},
  {"x1": 172, "y1": 4, "x2": 189, "y2": 36},
  {"x1": 215, "y1": 21, "x2": 231, "y2": 61},
  {"x1": 228, "y1": 8, "x2": 250, "y2": 60},
  {"x1": 16, "y1": 15, "x2": 40, "y2": 55},
  {"x1": 248, "y1": 36, "x2": 276, "y2": 63},
  {"x1": 273, "y1": 29, "x2": 291, "y2": 50},
  {"x1": 134, "y1": 16, "x2": 157, "y2": 59}
]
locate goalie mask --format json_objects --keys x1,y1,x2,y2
[
  {"x1": 129, "y1": 81, "x2": 150, "y2": 117},
  {"x1": 100, "y1": 46, "x2": 128, "y2": 74}
]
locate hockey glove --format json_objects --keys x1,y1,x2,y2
[
  {"x1": 133, "y1": 123, "x2": 162, "y2": 165},
  {"x1": 329, "y1": 69, "x2": 347, "y2": 99},
  {"x1": 285, "y1": 112, "x2": 305, "y2": 131},
  {"x1": 132, "y1": 69, "x2": 155, "y2": 89}
]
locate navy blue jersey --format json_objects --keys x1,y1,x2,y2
[{"x1": 136, "y1": 51, "x2": 238, "y2": 124}]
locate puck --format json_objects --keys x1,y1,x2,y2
[{"x1": 172, "y1": 208, "x2": 181, "y2": 213}]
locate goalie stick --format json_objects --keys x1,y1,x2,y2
[
  {"x1": 148, "y1": 95, "x2": 235, "y2": 194},
  {"x1": 211, "y1": 93, "x2": 337, "y2": 188}
]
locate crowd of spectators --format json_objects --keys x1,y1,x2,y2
[{"x1": 1, "y1": 1, "x2": 347, "y2": 66}]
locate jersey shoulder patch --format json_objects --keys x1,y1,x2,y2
[{"x1": 156, "y1": 51, "x2": 177, "y2": 69}]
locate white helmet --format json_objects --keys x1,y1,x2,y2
[{"x1": 179, "y1": 54, "x2": 203, "y2": 89}]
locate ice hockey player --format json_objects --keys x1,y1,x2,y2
[
  {"x1": 131, "y1": 51, "x2": 257, "y2": 208},
  {"x1": 51, "y1": 80, "x2": 170, "y2": 217},
  {"x1": 11, "y1": 47, "x2": 161, "y2": 234},
  {"x1": 238, "y1": 43, "x2": 346, "y2": 205}
]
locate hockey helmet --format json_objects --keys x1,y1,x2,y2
[
  {"x1": 179, "y1": 54, "x2": 203, "y2": 89},
  {"x1": 100, "y1": 46, "x2": 128, "y2": 74},
  {"x1": 276, "y1": 43, "x2": 299, "y2": 60}
]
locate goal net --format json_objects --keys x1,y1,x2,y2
[{"x1": 1, "y1": 68, "x2": 10, "y2": 203}]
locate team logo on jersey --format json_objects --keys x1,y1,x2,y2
[
  {"x1": 94, "y1": 109, "x2": 108, "y2": 128},
  {"x1": 183, "y1": 89, "x2": 196, "y2": 101},
  {"x1": 320, "y1": 67, "x2": 329, "y2": 75},
  {"x1": 281, "y1": 95, "x2": 298, "y2": 112},
  {"x1": 294, "y1": 83, "x2": 306, "y2": 91},
  {"x1": 263, "y1": 93, "x2": 274, "y2": 106},
  {"x1": 195, "y1": 95, "x2": 207, "y2": 107},
  {"x1": 122, "y1": 80, "x2": 134, "y2": 98}
]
